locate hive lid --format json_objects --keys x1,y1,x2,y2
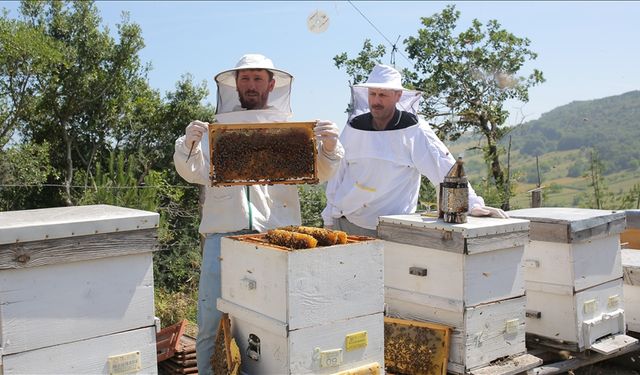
[
  {"x1": 0, "y1": 204, "x2": 159, "y2": 245},
  {"x1": 626, "y1": 210, "x2": 640, "y2": 229},
  {"x1": 509, "y1": 207, "x2": 626, "y2": 243},
  {"x1": 377, "y1": 214, "x2": 529, "y2": 238}
]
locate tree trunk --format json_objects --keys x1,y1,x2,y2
[
  {"x1": 62, "y1": 126, "x2": 74, "y2": 206},
  {"x1": 483, "y1": 121, "x2": 508, "y2": 211}
]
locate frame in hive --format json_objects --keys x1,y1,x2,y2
[{"x1": 209, "y1": 122, "x2": 318, "y2": 186}]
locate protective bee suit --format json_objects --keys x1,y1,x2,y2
[
  {"x1": 322, "y1": 64, "x2": 485, "y2": 232},
  {"x1": 173, "y1": 54, "x2": 343, "y2": 375},
  {"x1": 175, "y1": 54, "x2": 342, "y2": 233}
]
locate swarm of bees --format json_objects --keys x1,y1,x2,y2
[
  {"x1": 211, "y1": 126, "x2": 317, "y2": 185},
  {"x1": 264, "y1": 226, "x2": 348, "y2": 250}
]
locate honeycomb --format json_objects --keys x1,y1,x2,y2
[
  {"x1": 384, "y1": 316, "x2": 450, "y2": 375},
  {"x1": 265, "y1": 229, "x2": 318, "y2": 249},
  {"x1": 281, "y1": 225, "x2": 348, "y2": 246},
  {"x1": 210, "y1": 123, "x2": 318, "y2": 186}
]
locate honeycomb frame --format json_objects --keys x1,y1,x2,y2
[{"x1": 209, "y1": 121, "x2": 318, "y2": 186}]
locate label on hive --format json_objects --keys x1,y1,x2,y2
[
  {"x1": 107, "y1": 351, "x2": 141, "y2": 375},
  {"x1": 345, "y1": 331, "x2": 368, "y2": 351},
  {"x1": 315, "y1": 347, "x2": 343, "y2": 368}
]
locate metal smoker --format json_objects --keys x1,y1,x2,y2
[{"x1": 439, "y1": 157, "x2": 469, "y2": 223}]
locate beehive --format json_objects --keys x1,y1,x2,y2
[
  {"x1": 209, "y1": 121, "x2": 318, "y2": 186},
  {"x1": 622, "y1": 210, "x2": 640, "y2": 249},
  {"x1": 622, "y1": 249, "x2": 640, "y2": 333},
  {"x1": 378, "y1": 214, "x2": 531, "y2": 374},
  {"x1": 0, "y1": 205, "x2": 159, "y2": 374},
  {"x1": 510, "y1": 207, "x2": 634, "y2": 353},
  {"x1": 217, "y1": 233, "x2": 384, "y2": 374}
]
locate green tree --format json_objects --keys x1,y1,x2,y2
[
  {"x1": 10, "y1": 1, "x2": 148, "y2": 206},
  {"x1": 0, "y1": 14, "x2": 65, "y2": 147},
  {"x1": 334, "y1": 5, "x2": 544, "y2": 210}
]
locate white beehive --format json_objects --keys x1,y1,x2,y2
[
  {"x1": 622, "y1": 248, "x2": 640, "y2": 333},
  {"x1": 510, "y1": 207, "x2": 635, "y2": 353},
  {"x1": 217, "y1": 234, "x2": 384, "y2": 374},
  {"x1": 378, "y1": 214, "x2": 530, "y2": 374},
  {"x1": 0, "y1": 205, "x2": 159, "y2": 374}
]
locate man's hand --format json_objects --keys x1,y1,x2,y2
[
  {"x1": 314, "y1": 120, "x2": 339, "y2": 153},
  {"x1": 470, "y1": 205, "x2": 509, "y2": 219},
  {"x1": 185, "y1": 120, "x2": 209, "y2": 146}
]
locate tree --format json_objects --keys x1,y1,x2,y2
[
  {"x1": 334, "y1": 5, "x2": 544, "y2": 210},
  {"x1": 9, "y1": 1, "x2": 148, "y2": 206}
]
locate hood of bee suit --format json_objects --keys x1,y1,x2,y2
[
  {"x1": 214, "y1": 54, "x2": 293, "y2": 115},
  {"x1": 348, "y1": 64, "x2": 422, "y2": 123}
]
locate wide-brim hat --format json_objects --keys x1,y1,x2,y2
[
  {"x1": 353, "y1": 64, "x2": 407, "y2": 91},
  {"x1": 214, "y1": 54, "x2": 293, "y2": 88}
]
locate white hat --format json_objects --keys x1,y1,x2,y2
[
  {"x1": 348, "y1": 64, "x2": 422, "y2": 122},
  {"x1": 214, "y1": 54, "x2": 292, "y2": 89},
  {"x1": 214, "y1": 54, "x2": 293, "y2": 114},
  {"x1": 354, "y1": 64, "x2": 406, "y2": 91}
]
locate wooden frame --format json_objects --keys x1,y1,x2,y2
[
  {"x1": 208, "y1": 121, "x2": 318, "y2": 186},
  {"x1": 384, "y1": 316, "x2": 451, "y2": 375}
]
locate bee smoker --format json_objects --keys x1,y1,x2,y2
[{"x1": 438, "y1": 157, "x2": 469, "y2": 224}]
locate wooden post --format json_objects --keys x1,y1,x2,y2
[{"x1": 532, "y1": 190, "x2": 542, "y2": 208}]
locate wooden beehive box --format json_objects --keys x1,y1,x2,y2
[
  {"x1": 509, "y1": 208, "x2": 625, "y2": 292},
  {"x1": 0, "y1": 205, "x2": 159, "y2": 374},
  {"x1": 509, "y1": 207, "x2": 632, "y2": 352},
  {"x1": 378, "y1": 214, "x2": 530, "y2": 373},
  {"x1": 622, "y1": 248, "x2": 640, "y2": 333},
  {"x1": 622, "y1": 209, "x2": 640, "y2": 249},
  {"x1": 208, "y1": 121, "x2": 318, "y2": 186},
  {"x1": 217, "y1": 233, "x2": 384, "y2": 374},
  {"x1": 378, "y1": 214, "x2": 529, "y2": 309}
]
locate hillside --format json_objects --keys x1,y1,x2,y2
[{"x1": 448, "y1": 90, "x2": 640, "y2": 209}]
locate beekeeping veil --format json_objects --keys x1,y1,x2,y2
[
  {"x1": 348, "y1": 64, "x2": 422, "y2": 123},
  {"x1": 214, "y1": 54, "x2": 293, "y2": 117}
]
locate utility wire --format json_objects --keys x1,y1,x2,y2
[{"x1": 347, "y1": 1, "x2": 412, "y2": 65}]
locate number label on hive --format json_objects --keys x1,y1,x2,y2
[{"x1": 209, "y1": 121, "x2": 318, "y2": 186}]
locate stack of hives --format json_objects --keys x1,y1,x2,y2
[
  {"x1": 217, "y1": 227, "x2": 384, "y2": 374},
  {"x1": 0, "y1": 205, "x2": 159, "y2": 374},
  {"x1": 158, "y1": 335, "x2": 197, "y2": 375},
  {"x1": 622, "y1": 210, "x2": 640, "y2": 333},
  {"x1": 510, "y1": 208, "x2": 637, "y2": 354},
  {"x1": 378, "y1": 214, "x2": 540, "y2": 374}
]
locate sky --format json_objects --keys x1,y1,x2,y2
[{"x1": 4, "y1": 1, "x2": 640, "y2": 129}]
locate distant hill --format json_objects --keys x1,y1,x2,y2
[
  {"x1": 448, "y1": 90, "x2": 640, "y2": 208},
  {"x1": 507, "y1": 90, "x2": 640, "y2": 173}
]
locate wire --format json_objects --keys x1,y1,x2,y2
[{"x1": 347, "y1": 1, "x2": 412, "y2": 65}]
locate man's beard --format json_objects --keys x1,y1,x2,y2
[{"x1": 239, "y1": 90, "x2": 269, "y2": 110}]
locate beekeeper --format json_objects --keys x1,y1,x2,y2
[
  {"x1": 173, "y1": 54, "x2": 344, "y2": 375},
  {"x1": 322, "y1": 64, "x2": 507, "y2": 237}
]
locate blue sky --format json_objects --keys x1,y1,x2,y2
[{"x1": 4, "y1": 1, "x2": 640, "y2": 129}]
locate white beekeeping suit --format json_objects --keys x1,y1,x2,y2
[
  {"x1": 173, "y1": 54, "x2": 344, "y2": 375},
  {"x1": 322, "y1": 64, "x2": 487, "y2": 231},
  {"x1": 175, "y1": 53, "x2": 342, "y2": 233}
]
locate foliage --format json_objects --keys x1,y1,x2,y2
[
  {"x1": 299, "y1": 183, "x2": 327, "y2": 227},
  {"x1": 0, "y1": 141, "x2": 53, "y2": 211},
  {"x1": 5, "y1": 1, "x2": 149, "y2": 205},
  {"x1": 0, "y1": 15, "x2": 65, "y2": 147},
  {"x1": 334, "y1": 5, "x2": 544, "y2": 210},
  {"x1": 155, "y1": 287, "x2": 198, "y2": 329},
  {"x1": 417, "y1": 176, "x2": 437, "y2": 212}
]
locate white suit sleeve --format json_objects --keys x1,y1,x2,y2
[
  {"x1": 173, "y1": 135, "x2": 210, "y2": 186},
  {"x1": 411, "y1": 123, "x2": 485, "y2": 209},
  {"x1": 316, "y1": 140, "x2": 345, "y2": 183}
]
